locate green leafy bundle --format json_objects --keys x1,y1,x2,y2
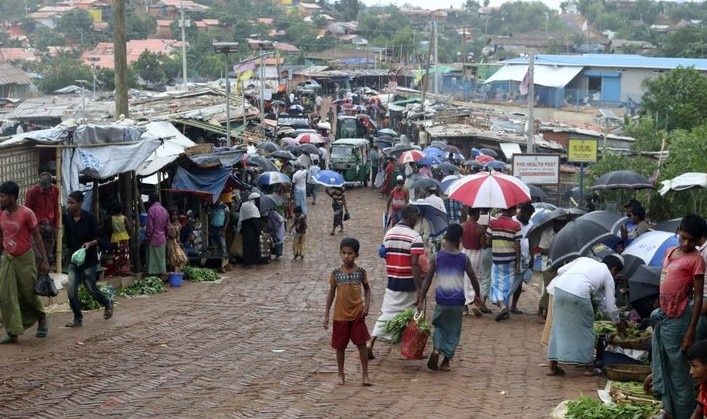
[
  {"x1": 78, "y1": 285, "x2": 113, "y2": 310},
  {"x1": 383, "y1": 309, "x2": 432, "y2": 344},
  {"x1": 183, "y1": 266, "x2": 220, "y2": 282},
  {"x1": 565, "y1": 396, "x2": 660, "y2": 419},
  {"x1": 115, "y1": 276, "x2": 166, "y2": 297}
]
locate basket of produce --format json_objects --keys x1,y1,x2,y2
[
  {"x1": 605, "y1": 363, "x2": 652, "y2": 382},
  {"x1": 607, "y1": 325, "x2": 652, "y2": 350},
  {"x1": 609, "y1": 381, "x2": 661, "y2": 406},
  {"x1": 564, "y1": 395, "x2": 661, "y2": 418}
]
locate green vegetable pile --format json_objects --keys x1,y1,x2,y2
[
  {"x1": 611, "y1": 381, "x2": 650, "y2": 398},
  {"x1": 565, "y1": 396, "x2": 660, "y2": 419},
  {"x1": 183, "y1": 266, "x2": 220, "y2": 282},
  {"x1": 79, "y1": 285, "x2": 114, "y2": 310},
  {"x1": 115, "y1": 276, "x2": 166, "y2": 297},
  {"x1": 383, "y1": 309, "x2": 432, "y2": 343}
]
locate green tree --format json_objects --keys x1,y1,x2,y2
[
  {"x1": 126, "y1": 14, "x2": 156, "y2": 41},
  {"x1": 132, "y1": 50, "x2": 168, "y2": 83},
  {"x1": 659, "y1": 26, "x2": 707, "y2": 58},
  {"x1": 56, "y1": 9, "x2": 96, "y2": 46},
  {"x1": 641, "y1": 67, "x2": 707, "y2": 131},
  {"x1": 35, "y1": 55, "x2": 92, "y2": 94},
  {"x1": 35, "y1": 27, "x2": 66, "y2": 50},
  {"x1": 334, "y1": 0, "x2": 361, "y2": 22},
  {"x1": 625, "y1": 116, "x2": 663, "y2": 152}
]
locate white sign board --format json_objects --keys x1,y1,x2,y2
[{"x1": 512, "y1": 154, "x2": 560, "y2": 185}]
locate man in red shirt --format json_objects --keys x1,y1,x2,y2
[
  {"x1": 0, "y1": 181, "x2": 50, "y2": 344},
  {"x1": 25, "y1": 172, "x2": 60, "y2": 264}
]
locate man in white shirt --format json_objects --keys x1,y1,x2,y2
[
  {"x1": 318, "y1": 146, "x2": 329, "y2": 169},
  {"x1": 546, "y1": 255, "x2": 624, "y2": 376},
  {"x1": 423, "y1": 187, "x2": 446, "y2": 213},
  {"x1": 537, "y1": 216, "x2": 568, "y2": 323},
  {"x1": 509, "y1": 202, "x2": 535, "y2": 314},
  {"x1": 292, "y1": 163, "x2": 308, "y2": 215}
]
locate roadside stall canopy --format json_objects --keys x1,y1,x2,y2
[
  {"x1": 171, "y1": 166, "x2": 232, "y2": 203},
  {"x1": 136, "y1": 121, "x2": 196, "y2": 176}
]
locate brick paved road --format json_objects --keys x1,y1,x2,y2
[{"x1": 0, "y1": 188, "x2": 601, "y2": 418}]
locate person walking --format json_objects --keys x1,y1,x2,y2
[
  {"x1": 289, "y1": 206, "x2": 307, "y2": 260},
  {"x1": 367, "y1": 204, "x2": 424, "y2": 359},
  {"x1": 64, "y1": 191, "x2": 113, "y2": 328},
  {"x1": 546, "y1": 255, "x2": 625, "y2": 377},
  {"x1": 509, "y1": 203, "x2": 535, "y2": 315},
  {"x1": 0, "y1": 181, "x2": 50, "y2": 343},
  {"x1": 461, "y1": 208, "x2": 486, "y2": 316},
  {"x1": 385, "y1": 176, "x2": 409, "y2": 230},
  {"x1": 292, "y1": 163, "x2": 308, "y2": 216},
  {"x1": 536, "y1": 216, "x2": 568, "y2": 324},
  {"x1": 323, "y1": 237, "x2": 372, "y2": 386},
  {"x1": 418, "y1": 223, "x2": 481, "y2": 372},
  {"x1": 109, "y1": 202, "x2": 132, "y2": 276},
  {"x1": 25, "y1": 172, "x2": 59, "y2": 264},
  {"x1": 486, "y1": 206, "x2": 521, "y2": 321},
  {"x1": 307, "y1": 162, "x2": 321, "y2": 205},
  {"x1": 238, "y1": 192, "x2": 263, "y2": 268},
  {"x1": 326, "y1": 186, "x2": 347, "y2": 236},
  {"x1": 145, "y1": 193, "x2": 170, "y2": 278}
]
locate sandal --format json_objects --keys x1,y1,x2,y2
[
  {"x1": 65, "y1": 321, "x2": 82, "y2": 328},
  {"x1": 103, "y1": 302, "x2": 113, "y2": 320},
  {"x1": 583, "y1": 368, "x2": 601, "y2": 377},
  {"x1": 480, "y1": 306, "x2": 493, "y2": 314},
  {"x1": 510, "y1": 308, "x2": 524, "y2": 314},
  {"x1": 0, "y1": 334, "x2": 18, "y2": 344},
  {"x1": 546, "y1": 367, "x2": 565, "y2": 376},
  {"x1": 471, "y1": 306, "x2": 483, "y2": 317},
  {"x1": 495, "y1": 308, "x2": 509, "y2": 321},
  {"x1": 439, "y1": 360, "x2": 451, "y2": 372},
  {"x1": 36, "y1": 319, "x2": 48, "y2": 338},
  {"x1": 427, "y1": 351, "x2": 439, "y2": 371}
]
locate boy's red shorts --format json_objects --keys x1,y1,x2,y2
[{"x1": 331, "y1": 317, "x2": 370, "y2": 351}]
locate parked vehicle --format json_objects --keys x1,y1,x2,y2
[
  {"x1": 298, "y1": 90, "x2": 317, "y2": 113},
  {"x1": 336, "y1": 116, "x2": 366, "y2": 140},
  {"x1": 330, "y1": 138, "x2": 370, "y2": 185}
]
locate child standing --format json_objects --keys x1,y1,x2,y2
[
  {"x1": 418, "y1": 223, "x2": 481, "y2": 372},
  {"x1": 687, "y1": 340, "x2": 707, "y2": 419},
  {"x1": 110, "y1": 202, "x2": 132, "y2": 276},
  {"x1": 323, "y1": 237, "x2": 372, "y2": 386},
  {"x1": 289, "y1": 206, "x2": 307, "y2": 260}
]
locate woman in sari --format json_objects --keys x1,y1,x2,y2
[
  {"x1": 379, "y1": 157, "x2": 395, "y2": 198},
  {"x1": 167, "y1": 210, "x2": 187, "y2": 272}
]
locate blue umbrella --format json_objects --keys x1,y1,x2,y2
[
  {"x1": 255, "y1": 171, "x2": 291, "y2": 186},
  {"x1": 441, "y1": 174, "x2": 461, "y2": 194},
  {"x1": 423, "y1": 147, "x2": 445, "y2": 158},
  {"x1": 484, "y1": 160, "x2": 507, "y2": 172},
  {"x1": 412, "y1": 200, "x2": 450, "y2": 238},
  {"x1": 444, "y1": 152, "x2": 465, "y2": 161},
  {"x1": 313, "y1": 169, "x2": 345, "y2": 187},
  {"x1": 623, "y1": 230, "x2": 679, "y2": 266},
  {"x1": 417, "y1": 154, "x2": 442, "y2": 167}
]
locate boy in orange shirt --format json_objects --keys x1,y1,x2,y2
[
  {"x1": 323, "y1": 237, "x2": 372, "y2": 386},
  {"x1": 688, "y1": 340, "x2": 707, "y2": 419}
]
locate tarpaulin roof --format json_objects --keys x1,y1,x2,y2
[
  {"x1": 188, "y1": 150, "x2": 246, "y2": 167},
  {"x1": 485, "y1": 65, "x2": 583, "y2": 88},
  {"x1": 172, "y1": 166, "x2": 233, "y2": 203},
  {"x1": 136, "y1": 121, "x2": 196, "y2": 176}
]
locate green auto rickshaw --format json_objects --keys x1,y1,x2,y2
[{"x1": 330, "y1": 138, "x2": 371, "y2": 185}]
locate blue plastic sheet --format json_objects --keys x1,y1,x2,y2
[{"x1": 172, "y1": 166, "x2": 233, "y2": 203}]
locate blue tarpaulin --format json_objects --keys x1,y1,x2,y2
[{"x1": 172, "y1": 166, "x2": 232, "y2": 203}]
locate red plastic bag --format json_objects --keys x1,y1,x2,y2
[{"x1": 400, "y1": 315, "x2": 428, "y2": 360}]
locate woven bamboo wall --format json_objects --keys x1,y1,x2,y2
[{"x1": 0, "y1": 144, "x2": 39, "y2": 204}]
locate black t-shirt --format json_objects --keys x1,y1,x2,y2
[{"x1": 64, "y1": 209, "x2": 99, "y2": 267}]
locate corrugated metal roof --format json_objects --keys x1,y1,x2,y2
[
  {"x1": 0, "y1": 63, "x2": 32, "y2": 85},
  {"x1": 501, "y1": 54, "x2": 707, "y2": 71}
]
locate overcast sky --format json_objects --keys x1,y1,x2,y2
[{"x1": 360, "y1": 0, "x2": 565, "y2": 12}]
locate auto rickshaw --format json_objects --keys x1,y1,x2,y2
[
  {"x1": 330, "y1": 138, "x2": 371, "y2": 185},
  {"x1": 335, "y1": 116, "x2": 366, "y2": 140}
]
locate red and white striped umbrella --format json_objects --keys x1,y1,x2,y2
[
  {"x1": 447, "y1": 171, "x2": 531, "y2": 209},
  {"x1": 398, "y1": 150, "x2": 425, "y2": 164},
  {"x1": 296, "y1": 133, "x2": 324, "y2": 144}
]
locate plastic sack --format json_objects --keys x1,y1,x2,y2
[
  {"x1": 34, "y1": 273, "x2": 59, "y2": 297},
  {"x1": 71, "y1": 248, "x2": 86, "y2": 266},
  {"x1": 400, "y1": 314, "x2": 428, "y2": 360}
]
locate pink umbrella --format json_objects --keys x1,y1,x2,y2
[
  {"x1": 341, "y1": 103, "x2": 355, "y2": 110},
  {"x1": 475, "y1": 154, "x2": 495, "y2": 164},
  {"x1": 447, "y1": 171, "x2": 531, "y2": 209},
  {"x1": 296, "y1": 133, "x2": 324, "y2": 144},
  {"x1": 353, "y1": 104, "x2": 367, "y2": 112},
  {"x1": 398, "y1": 150, "x2": 425, "y2": 164},
  {"x1": 281, "y1": 136, "x2": 298, "y2": 146}
]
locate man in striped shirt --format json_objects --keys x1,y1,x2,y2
[
  {"x1": 367, "y1": 204, "x2": 424, "y2": 359},
  {"x1": 486, "y1": 206, "x2": 521, "y2": 321}
]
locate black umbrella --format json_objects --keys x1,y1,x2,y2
[
  {"x1": 548, "y1": 211, "x2": 627, "y2": 269},
  {"x1": 282, "y1": 144, "x2": 301, "y2": 155},
  {"x1": 479, "y1": 148, "x2": 498, "y2": 158},
  {"x1": 620, "y1": 254, "x2": 647, "y2": 280},
  {"x1": 409, "y1": 177, "x2": 441, "y2": 191},
  {"x1": 270, "y1": 150, "x2": 297, "y2": 160},
  {"x1": 526, "y1": 184, "x2": 549, "y2": 199},
  {"x1": 256, "y1": 141, "x2": 279, "y2": 153},
  {"x1": 297, "y1": 143, "x2": 321, "y2": 156},
  {"x1": 653, "y1": 218, "x2": 681, "y2": 234},
  {"x1": 437, "y1": 161, "x2": 460, "y2": 173},
  {"x1": 244, "y1": 155, "x2": 278, "y2": 172},
  {"x1": 527, "y1": 207, "x2": 582, "y2": 251},
  {"x1": 590, "y1": 170, "x2": 655, "y2": 190},
  {"x1": 628, "y1": 265, "x2": 661, "y2": 303},
  {"x1": 259, "y1": 193, "x2": 285, "y2": 214},
  {"x1": 386, "y1": 144, "x2": 415, "y2": 158}
]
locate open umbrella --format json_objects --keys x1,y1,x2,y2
[
  {"x1": 475, "y1": 154, "x2": 495, "y2": 164},
  {"x1": 628, "y1": 265, "x2": 661, "y2": 303},
  {"x1": 398, "y1": 150, "x2": 425, "y2": 164},
  {"x1": 271, "y1": 100, "x2": 286, "y2": 107},
  {"x1": 378, "y1": 128, "x2": 398, "y2": 137},
  {"x1": 353, "y1": 104, "x2": 367, "y2": 112},
  {"x1": 313, "y1": 169, "x2": 345, "y2": 187},
  {"x1": 527, "y1": 207, "x2": 585, "y2": 251},
  {"x1": 281, "y1": 136, "x2": 298, "y2": 146},
  {"x1": 255, "y1": 171, "x2": 291, "y2": 187},
  {"x1": 444, "y1": 152, "x2": 465, "y2": 161},
  {"x1": 297, "y1": 143, "x2": 321, "y2": 156},
  {"x1": 447, "y1": 171, "x2": 531, "y2": 209},
  {"x1": 386, "y1": 144, "x2": 415, "y2": 158},
  {"x1": 590, "y1": 170, "x2": 655, "y2": 190},
  {"x1": 341, "y1": 103, "x2": 355, "y2": 110},
  {"x1": 243, "y1": 155, "x2": 279, "y2": 172},
  {"x1": 417, "y1": 155, "x2": 442, "y2": 167},
  {"x1": 532, "y1": 202, "x2": 558, "y2": 211},
  {"x1": 259, "y1": 193, "x2": 285, "y2": 213},
  {"x1": 526, "y1": 184, "x2": 549, "y2": 200},
  {"x1": 653, "y1": 218, "x2": 681, "y2": 234},
  {"x1": 423, "y1": 147, "x2": 445, "y2": 158},
  {"x1": 270, "y1": 150, "x2": 297, "y2": 160},
  {"x1": 289, "y1": 104, "x2": 305, "y2": 113},
  {"x1": 548, "y1": 211, "x2": 627, "y2": 269},
  {"x1": 659, "y1": 172, "x2": 707, "y2": 195},
  {"x1": 622, "y1": 230, "x2": 679, "y2": 266},
  {"x1": 442, "y1": 145, "x2": 461, "y2": 154},
  {"x1": 464, "y1": 159, "x2": 483, "y2": 170},
  {"x1": 412, "y1": 200, "x2": 450, "y2": 238},
  {"x1": 437, "y1": 161, "x2": 460, "y2": 173},
  {"x1": 440, "y1": 174, "x2": 462, "y2": 194},
  {"x1": 409, "y1": 177, "x2": 441, "y2": 191},
  {"x1": 479, "y1": 148, "x2": 498, "y2": 158},
  {"x1": 282, "y1": 144, "x2": 301, "y2": 154},
  {"x1": 484, "y1": 160, "x2": 507, "y2": 172},
  {"x1": 256, "y1": 141, "x2": 279, "y2": 153},
  {"x1": 296, "y1": 133, "x2": 324, "y2": 144}
]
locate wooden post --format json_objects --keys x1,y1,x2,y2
[{"x1": 54, "y1": 147, "x2": 63, "y2": 274}]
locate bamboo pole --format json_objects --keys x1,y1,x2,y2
[{"x1": 55, "y1": 147, "x2": 63, "y2": 274}]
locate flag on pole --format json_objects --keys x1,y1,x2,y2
[
  {"x1": 519, "y1": 68, "x2": 529, "y2": 96},
  {"x1": 233, "y1": 57, "x2": 256, "y2": 75},
  {"x1": 238, "y1": 69, "x2": 254, "y2": 82},
  {"x1": 581, "y1": 19, "x2": 588, "y2": 33},
  {"x1": 413, "y1": 64, "x2": 423, "y2": 86}
]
